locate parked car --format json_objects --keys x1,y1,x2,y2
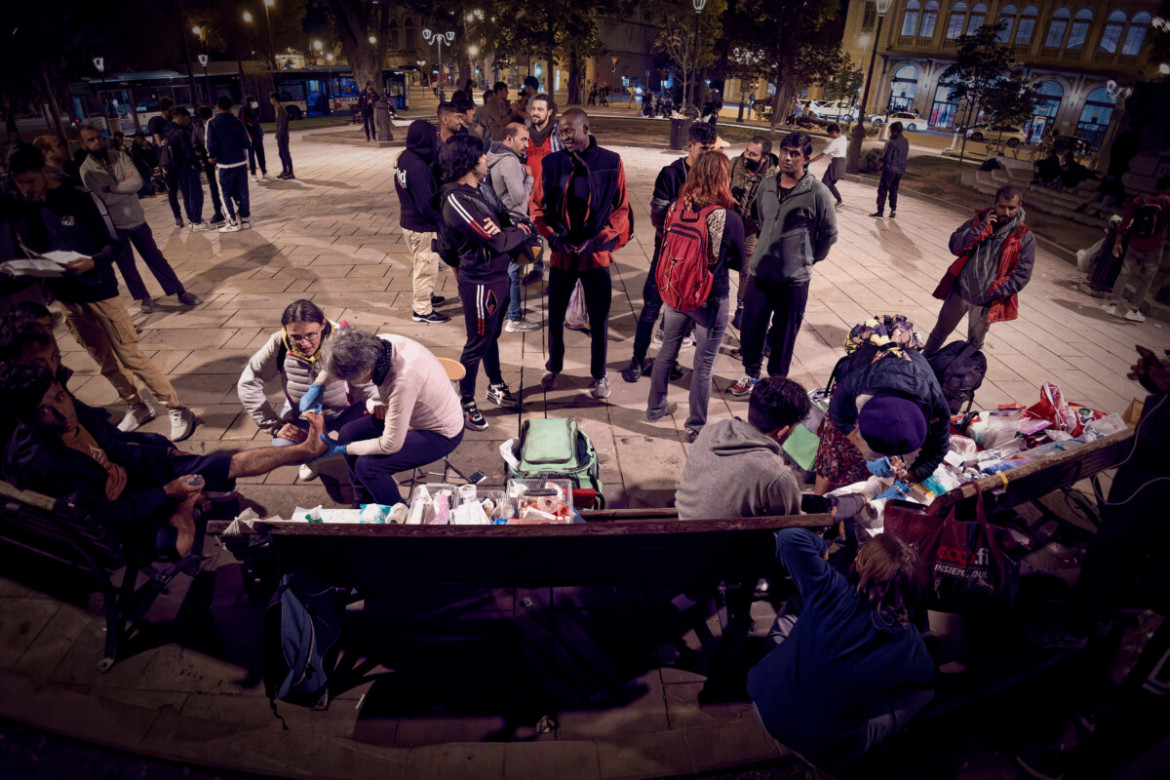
[
  {"x1": 1050, "y1": 134, "x2": 1094, "y2": 156},
  {"x1": 965, "y1": 123, "x2": 1027, "y2": 147},
  {"x1": 808, "y1": 100, "x2": 858, "y2": 122},
  {"x1": 867, "y1": 111, "x2": 925, "y2": 131}
]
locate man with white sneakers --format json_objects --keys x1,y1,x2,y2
[{"x1": 206, "y1": 96, "x2": 253, "y2": 232}]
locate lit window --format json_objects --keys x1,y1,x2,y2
[
  {"x1": 920, "y1": 1, "x2": 939, "y2": 37},
  {"x1": 946, "y1": 2, "x2": 968, "y2": 38},
  {"x1": 996, "y1": 5, "x2": 1018, "y2": 43},
  {"x1": 1044, "y1": 8, "x2": 1069, "y2": 48},
  {"x1": 967, "y1": 3, "x2": 987, "y2": 34},
  {"x1": 902, "y1": 0, "x2": 921, "y2": 37},
  {"x1": 1066, "y1": 8, "x2": 1093, "y2": 51},
  {"x1": 1122, "y1": 12, "x2": 1151, "y2": 56},
  {"x1": 1099, "y1": 10, "x2": 1126, "y2": 53}
]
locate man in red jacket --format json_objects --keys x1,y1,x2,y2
[
  {"x1": 530, "y1": 109, "x2": 631, "y2": 400},
  {"x1": 1104, "y1": 175, "x2": 1170, "y2": 323},
  {"x1": 925, "y1": 185, "x2": 1035, "y2": 355}
]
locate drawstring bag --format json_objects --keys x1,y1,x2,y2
[{"x1": 565, "y1": 280, "x2": 590, "y2": 333}]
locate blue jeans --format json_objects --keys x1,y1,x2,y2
[
  {"x1": 506, "y1": 258, "x2": 545, "y2": 321},
  {"x1": 646, "y1": 297, "x2": 729, "y2": 433}
]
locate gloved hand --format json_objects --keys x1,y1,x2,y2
[
  {"x1": 319, "y1": 435, "x2": 348, "y2": 458},
  {"x1": 299, "y1": 384, "x2": 324, "y2": 414},
  {"x1": 875, "y1": 481, "x2": 910, "y2": 502},
  {"x1": 866, "y1": 456, "x2": 895, "y2": 478}
]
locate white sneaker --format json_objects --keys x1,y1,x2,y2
[
  {"x1": 540, "y1": 370, "x2": 559, "y2": 391},
  {"x1": 1101, "y1": 302, "x2": 1119, "y2": 316},
  {"x1": 117, "y1": 402, "x2": 156, "y2": 432},
  {"x1": 505, "y1": 317, "x2": 539, "y2": 333},
  {"x1": 188, "y1": 222, "x2": 204, "y2": 233},
  {"x1": 652, "y1": 329, "x2": 665, "y2": 345},
  {"x1": 218, "y1": 219, "x2": 241, "y2": 233},
  {"x1": 589, "y1": 376, "x2": 611, "y2": 400},
  {"x1": 256, "y1": 172, "x2": 265, "y2": 182},
  {"x1": 681, "y1": 335, "x2": 696, "y2": 348},
  {"x1": 169, "y1": 407, "x2": 197, "y2": 442},
  {"x1": 298, "y1": 462, "x2": 319, "y2": 481},
  {"x1": 1124, "y1": 308, "x2": 1146, "y2": 322}
]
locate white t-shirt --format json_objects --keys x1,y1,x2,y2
[{"x1": 825, "y1": 136, "x2": 848, "y2": 159}]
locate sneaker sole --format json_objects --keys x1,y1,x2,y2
[{"x1": 465, "y1": 420, "x2": 489, "y2": 431}]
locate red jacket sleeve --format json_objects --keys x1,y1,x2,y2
[
  {"x1": 595, "y1": 161, "x2": 630, "y2": 253},
  {"x1": 531, "y1": 164, "x2": 553, "y2": 239}
]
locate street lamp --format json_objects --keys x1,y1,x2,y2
[
  {"x1": 92, "y1": 56, "x2": 106, "y2": 119},
  {"x1": 847, "y1": 0, "x2": 893, "y2": 174},
  {"x1": 688, "y1": 0, "x2": 706, "y2": 112},
  {"x1": 197, "y1": 54, "x2": 211, "y2": 105},
  {"x1": 422, "y1": 27, "x2": 455, "y2": 102}
]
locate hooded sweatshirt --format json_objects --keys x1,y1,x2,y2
[
  {"x1": 439, "y1": 181, "x2": 529, "y2": 283},
  {"x1": 486, "y1": 141, "x2": 532, "y2": 224},
  {"x1": 395, "y1": 120, "x2": 442, "y2": 233},
  {"x1": 80, "y1": 149, "x2": 147, "y2": 230},
  {"x1": 674, "y1": 418, "x2": 802, "y2": 520}
]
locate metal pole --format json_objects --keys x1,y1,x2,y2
[
  {"x1": 263, "y1": 2, "x2": 276, "y2": 71},
  {"x1": 438, "y1": 40, "x2": 445, "y2": 103}
]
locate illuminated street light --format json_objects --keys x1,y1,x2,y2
[
  {"x1": 243, "y1": 10, "x2": 253, "y2": 23},
  {"x1": 369, "y1": 35, "x2": 377, "y2": 44},
  {"x1": 313, "y1": 40, "x2": 323, "y2": 50}
]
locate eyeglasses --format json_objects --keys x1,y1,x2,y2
[{"x1": 288, "y1": 331, "x2": 321, "y2": 342}]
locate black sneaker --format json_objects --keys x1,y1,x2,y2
[
  {"x1": 430, "y1": 294, "x2": 446, "y2": 306},
  {"x1": 412, "y1": 310, "x2": 450, "y2": 324},
  {"x1": 620, "y1": 357, "x2": 644, "y2": 383},
  {"x1": 869, "y1": 211, "x2": 884, "y2": 218},
  {"x1": 889, "y1": 210, "x2": 897, "y2": 218},
  {"x1": 669, "y1": 362, "x2": 684, "y2": 381},
  {"x1": 462, "y1": 399, "x2": 488, "y2": 431},
  {"x1": 486, "y1": 383, "x2": 519, "y2": 408}
]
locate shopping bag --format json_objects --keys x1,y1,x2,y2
[
  {"x1": 565, "y1": 280, "x2": 590, "y2": 332},
  {"x1": 1020, "y1": 381, "x2": 1081, "y2": 437},
  {"x1": 918, "y1": 484, "x2": 1019, "y2": 615},
  {"x1": 883, "y1": 498, "x2": 945, "y2": 547}
]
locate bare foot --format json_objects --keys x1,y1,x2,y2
[
  {"x1": 302, "y1": 411, "x2": 328, "y2": 457},
  {"x1": 170, "y1": 498, "x2": 198, "y2": 557}
]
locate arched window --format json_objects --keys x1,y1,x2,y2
[
  {"x1": 1123, "y1": 11, "x2": 1151, "y2": 56},
  {"x1": 404, "y1": 18, "x2": 415, "y2": 50},
  {"x1": 1099, "y1": 10, "x2": 1126, "y2": 53},
  {"x1": 389, "y1": 20, "x2": 399, "y2": 51},
  {"x1": 1027, "y1": 80, "x2": 1063, "y2": 143},
  {"x1": 946, "y1": 2, "x2": 968, "y2": 38},
  {"x1": 901, "y1": 0, "x2": 921, "y2": 37},
  {"x1": 920, "y1": 1, "x2": 939, "y2": 37},
  {"x1": 1077, "y1": 86, "x2": 1116, "y2": 148},
  {"x1": 889, "y1": 64, "x2": 919, "y2": 112},
  {"x1": 1015, "y1": 6, "x2": 1038, "y2": 45},
  {"x1": 1044, "y1": 8, "x2": 1070, "y2": 49},
  {"x1": 967, "y1": 3, "x2": 987, "y2": 34},
  {"x1": 1066, "y1": 8, "x2": 1093, "y2": 50},
  {"x1": 996, "y1": 5, "x2": 1018, "y2": 43}
]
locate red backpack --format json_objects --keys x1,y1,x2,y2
[{"x1": 655, "y1": 202, "x2": 720, "y2": 313}]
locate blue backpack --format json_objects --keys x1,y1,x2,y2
[{"x1": 262, "y1": 572, "x2": 343, "y2": 721}]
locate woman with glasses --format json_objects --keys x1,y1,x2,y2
[{"x1": 237, "y1": 300, "x2": 377, "y2": 480}]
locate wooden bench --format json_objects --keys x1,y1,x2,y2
[{"x1": 0, "y1": 480, "x2": 201, "y2": 672}]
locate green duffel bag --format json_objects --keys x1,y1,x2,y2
[{"x1": 508, "y1": 418, "x2": 604, "y2": 509}]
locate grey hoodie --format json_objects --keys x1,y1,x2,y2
[
  {"x1": 79, "y1": 150, "x2": 146, "y2": 230},
  {"x1": 486, "y1": 141, "x2": 532, "y2": 224},
  {"x1": 675, "y1": 418, "x2": 803, "y2": 520}
]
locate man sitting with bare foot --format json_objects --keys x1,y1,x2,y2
[{"x1": 0, "y1": 363, "x2": 327, "y2": 558}]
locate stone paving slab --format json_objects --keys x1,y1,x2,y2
[{"x1": 8, "y1": 123, "x2": 1170, "y2": 780}]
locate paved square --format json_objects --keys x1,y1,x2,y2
[{"x1": 55, "y1": 126, "x2": 1169, "y2": 517}]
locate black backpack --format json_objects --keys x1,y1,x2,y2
[
  {"x1": 1131, "y1": 201, "x2": 1165, "y2": 241},
  {"x1": 928, "y1": 341, "x2": 987, "y2": 414},
  {"x1": 262, "y1": 572, "x2": 344, "y2": 723}
]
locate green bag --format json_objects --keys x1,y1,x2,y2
[
  {"x1": 782, "y1": 423, "x2": 820, "y2": 473},
  {"x1": 508, "y1": 418, "x2": 604, "y2": 509}
]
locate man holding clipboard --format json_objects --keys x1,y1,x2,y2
[{"x1": 6, "y1": 144, "x2": 197, "y2": 441}]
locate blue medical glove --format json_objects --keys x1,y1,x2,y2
[
  {"x1": 866, "y1": 456, "x2": 894, "y2": 478},
  {"x1": 320, "y1": 435, "x2": 348, "y2": 458},
  {"x1": 299, "y1": 384, "x2": 324, "y2": 414},
  {"x1": 875, "y1": 481, "x2": 910, "y2": 501}
]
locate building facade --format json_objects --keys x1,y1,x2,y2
[{"x1": 842, "y1": 1, "x2": 1161, "y2": 148}]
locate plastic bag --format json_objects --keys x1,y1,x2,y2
[
  {"x1": 565, "y1": 280, "x2": 590, "y2": 331},
  {"x1": 1020, "y1": 382, "x2": 1082, "y2": 437}
]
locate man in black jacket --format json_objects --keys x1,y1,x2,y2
[
  {"x1": 395, "y1": 120, "x2": 450, "y2": 324},
  {"x1": 621, "y1": 121, "x2": 716, "y2": 383},
  {"x1": 271, "y1": 92, "x2": 294, "y2": 179},
  {"x1": 7, "y1": 144, "x2": 198, "y2": 440},
  {"x1": 0, "y1": 362, "x2": 327, "y2": 558},
  {"x1": 439, "y1": 133, "x2": 533, "y2": 430},
  {"x1": 206, "y1": 96, "x2": 253, "y2": 232},
  {"x1": 163, "y1": 108, "x2": 205, "y2": 231}
]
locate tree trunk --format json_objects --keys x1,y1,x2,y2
[
  {"x1": 769, "y1": 64, "x2": 794, "y2": 133},
  {"x1": 568, "y1": 45, "x2": 581, "y2": 105},
  {"x1": 545, "y1": 47, "x2": 555, "y2": 96}
]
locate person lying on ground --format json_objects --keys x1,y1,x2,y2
[{"x1": 0, "y1": 362, "x2": 328, "y2": 558}]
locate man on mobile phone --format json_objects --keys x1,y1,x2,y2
[{"x1": 925, "y1": 185, "x2": 1034, "y2": 355}]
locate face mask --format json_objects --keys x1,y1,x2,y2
[{"x1": 743, "y1": 157, "x2": 760, "y2": 171}]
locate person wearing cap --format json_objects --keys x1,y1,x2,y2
[{"x1": 827, "y1": 348, "x2": 950, "y2": 485}]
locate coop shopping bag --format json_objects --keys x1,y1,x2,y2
[{"x1": 918, "y1": 485, "x2": 1019, "y2": 615}]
